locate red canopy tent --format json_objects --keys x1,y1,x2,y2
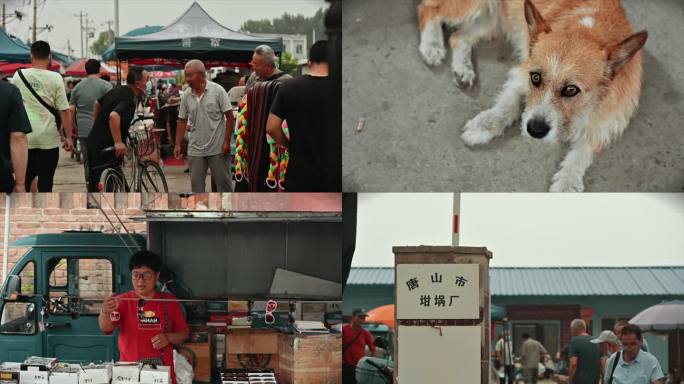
[
  {"x1": 64, "y1": 58, "x2": 116, "y2": 77},
  {"x1": 0, "y1": 61, "x2": 61, "y2": 77}
]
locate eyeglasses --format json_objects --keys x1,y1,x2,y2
[
  {"x1": 132, "y1": 272, "x2": 155, "y2": 281},
  {"x1": 265, "y1": 299, "x2": 277, "y2": 325}
]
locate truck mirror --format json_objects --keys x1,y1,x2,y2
[{"x1": 2, "y1": 275, "x2": 21, "y2": 298}]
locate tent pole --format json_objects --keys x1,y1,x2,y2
[{"x1": 2, "y1": 194, "x2": 10, "y2": 285}]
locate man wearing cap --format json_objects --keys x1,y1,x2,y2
[
  {"x1": 604, "y1": 324, "x2": 664, "y2": 384},
  {"x1": 568, "y1": 319, "x2": 601, "y2": 384},
  {"x1": 590, "y1": 330, "x2": 620, "y2": 384},
  {"x1": 342, "y1": 309, "x2": 376, "y2": 384}
]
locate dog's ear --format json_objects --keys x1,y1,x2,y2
[
  {"x1": 524, "y1": 0, "x2": 551, "y2": 46},
  {"x1": 607, "y1": 31, "x2": 648, "y2": 78}
]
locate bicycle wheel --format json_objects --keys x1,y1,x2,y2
[
  {"x1": 99, "y1": 168, "x2": 126, "y2": 192},
  {"x1": 139, "y1": 161, "x2": 168, "y2": 192}
]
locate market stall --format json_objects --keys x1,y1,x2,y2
[
  {"x1": 105, "y1": 1, "x2": 282, "y2": 78},
  {"x1": 64, "y1": 58, "x2": 116, "y2": 77}
]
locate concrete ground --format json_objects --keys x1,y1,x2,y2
[
  {"x1": 52, "y1": 148, "x2": 211, "y2": 192},
  {"x1": 342, "y1": 0, "x2": 684, "y2": 192}
]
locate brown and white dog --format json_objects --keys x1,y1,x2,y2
[{"x1": 418, "y1": 0, "x2": 647, "y2": 192}]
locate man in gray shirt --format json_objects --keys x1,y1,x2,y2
[
  {"x1": 174, "y1": 59, "x2": 233, "y2": 192},
  {"x1": 70, "y1": 59, "x2": 112, "y2": 181}
]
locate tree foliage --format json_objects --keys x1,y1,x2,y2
[
  {"x1": 91, "y1": 30, "x2": 114, "y2": 56},
  {"x1": 240, "y1": 8, "x2": 326, "y2": 51},
  {"x1": 280, "y1": 52, "x2": 300, "y2": 76}
]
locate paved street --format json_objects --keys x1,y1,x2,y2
[{"x1": 52, "y1": 147, "x2": 212, "y2": 192}]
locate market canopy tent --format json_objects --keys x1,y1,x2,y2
[
  {"x1": 110, "y1": 2, "x2": 283, "y2": 63},
  {"x1": 0, "y1": 28, "x2": 76, "y2": 65},
  {"x1": 102, "y1": 25, "x2": 164, "y2": 61},
  {"x1": 64, "y1": 58, "x2": 116, "y2": 77},
  {"x1": 0, "y1": 28, "x2": 31, "y2": 62}
]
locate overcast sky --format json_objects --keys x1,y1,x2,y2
[
  {"x1": 2, "y1": 0, "x2": 325, "y2": 57},
  {"x1": 353, "y1": 193, "x2": 684, "y2": 267}
]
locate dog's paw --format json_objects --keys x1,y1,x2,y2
[
  {"x1": 549, "y1": 172, "x2": 585, "y2": 192},
  {"x1": 452, "y1": 62, "x2": 476, "y2": 89},
  {"x1": 419, "y1": 41, "x2": 446, "y2": 66},
  {"x1": 461, "y1": 111, "x2": 503, "y2": 146}
]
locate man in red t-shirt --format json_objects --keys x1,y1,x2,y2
[
  {"x1": 342, "y1": 308, "x2": 375, "y2": 384},
  {"x1": 99, "y1": 250, "x2": 189, "y2": 384}
]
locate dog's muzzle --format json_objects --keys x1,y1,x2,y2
[{"x1": 526, "y1": 118, "x2": 551, "y2": 139}]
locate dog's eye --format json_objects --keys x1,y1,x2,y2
[
  {"x1": 561, "y1": 85, "x2": 581, "y2": 97},
  {"x1": 530, "y1": 72, "x2": 542, "y2": 86}
]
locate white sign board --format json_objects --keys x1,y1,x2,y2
[
  {"x1": 397, "y1": 325, "x2": 481, "y2": 383},
  {"x1": 396, "y1": 264, "x2": 479, "y2": 319}
]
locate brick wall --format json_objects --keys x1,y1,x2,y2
[{"x1": 0, "y1": 193, "x2": 148, "y2": 283}]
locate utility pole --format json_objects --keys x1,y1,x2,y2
[
  {"x1": 2, "y1": 4, "x2": 6, "y2": 31},
  {"x1": 85, "y1": 17, "x2": 89, "y2": 58},
  {"x1": 32, "y1": 0, "x2": 37, "y2": 43},
  {"x1": 114, "y1": 0, "x2": 119, "y2": 37},
  {"x1": 105, "y1": 20, "x2": 114, "y2": 44},
  {"x1": 75, "y1": 11, "x2": 86, "y2": 58}
]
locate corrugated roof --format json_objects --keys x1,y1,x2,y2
[{"x1": 348, "y1": 266, "x2": 684, "y2": 296}]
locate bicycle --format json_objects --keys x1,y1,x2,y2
[{"x1": 95, "y1": 115, "x2": 169, "y2": 193}]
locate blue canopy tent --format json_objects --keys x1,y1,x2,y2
[{"x1": 0, "y1": 29, "x2": 76, "y2": 65}]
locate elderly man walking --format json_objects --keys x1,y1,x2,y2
[
  {"x1": 174, "y1": 59, "x2": 233, "y2": 192},
  {"x1": 245, "y1": 45, "x2": 292, "y2": 91},
  {"x1": 568, "y1": 319, "x2": 601, "y2": 384}
]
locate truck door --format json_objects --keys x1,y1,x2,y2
[
  {"x1": 42, "y1": 251, "x2": 118, "y2": 362},
  {"x1": 0, "y1": 260, "x2": 42, "y2": 360}
]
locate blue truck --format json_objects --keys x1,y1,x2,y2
[{"x1": 0, "y1": 206, "x2": 347, "y2": 362}]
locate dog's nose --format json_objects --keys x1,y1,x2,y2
[{"x1": 526, "y1": 118, "x2": 551, "y2": 139}]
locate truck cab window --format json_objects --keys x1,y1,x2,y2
[
  {"x1": 0, "y1": 261, "x2": 37, "y2": 334},
  {"x1": 18, "y1": 261, "x2": 36, "y2": 295},
  {"x1": 47, "y1": 258, "x2": 113, "y2": 315}
]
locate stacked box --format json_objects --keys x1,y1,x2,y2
[
  {"x1": 19, "y1": 370, "x2": 49, "y2": 384},
  {"x1": 19, "y1": 358, "x2": 56, "y2": 384},
  {"x1": 78, "y1": 364, "x2": 112, "y2": 384},
  {"x1": 226, "y1": 330, "x2": 279, "y2": 373},
  {"x1": 111, "y1": 363, "x2": 140, "y2": 384},
  {"x1": 139, "y1": 366, "x2": 169, "y2": 384},
  {"x1": 0, "y1": 363, "x2": 21, "y2": 384},
  {"x1": 278, "y1": 334, "x2": 341, "y2": 384},
  {"x1": 49, "y1": 366, "x2": 79, "y2": 384}
]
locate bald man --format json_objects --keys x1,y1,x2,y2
[
  {"x1": 568, "y1": 319, "x2": 601, "y2": 384},
  {"x1": 175, "y1": 59, "x2": 233, "y2": 192}
]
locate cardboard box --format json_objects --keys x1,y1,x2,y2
[
  {"x1": 301, "y1": 303, "x2": 326, "y2": 322},
  {"x1": 180, "y1": 331, "x2": 211, "y2": 383},
  {"x1": 19, "y1": 369, "x2": 49, "y2": 384},
  {"x1": 0, "y1": 363, "x2": 21, "y2": 384},
  {"x1": 251, "y1": 301, "x2": 289, "y2": 312},
  {"x1": 111, "y1": 363, "x2": 140, "y2": 384},
  {"x1": 225, "y1": 354, "x2": 279, "y2": 373},
  {"x1": 49, "y1": 367, "x2": 79, "y2": 384},
  {"x1": 227, "y1": 301, "x2": 249, "y2": 313},
  {"x1": 226, "y1": 329, "x2": 279, "y2": 355},
  {"x1": 78, "y1": 365, "x2": 112, "y2": 384},
  {"x1": 139, "y1": 366, "x2": 169, "y2": 384},
  {"x1": 278, "y1": 333, "x2": 341, "y2": 384}
]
